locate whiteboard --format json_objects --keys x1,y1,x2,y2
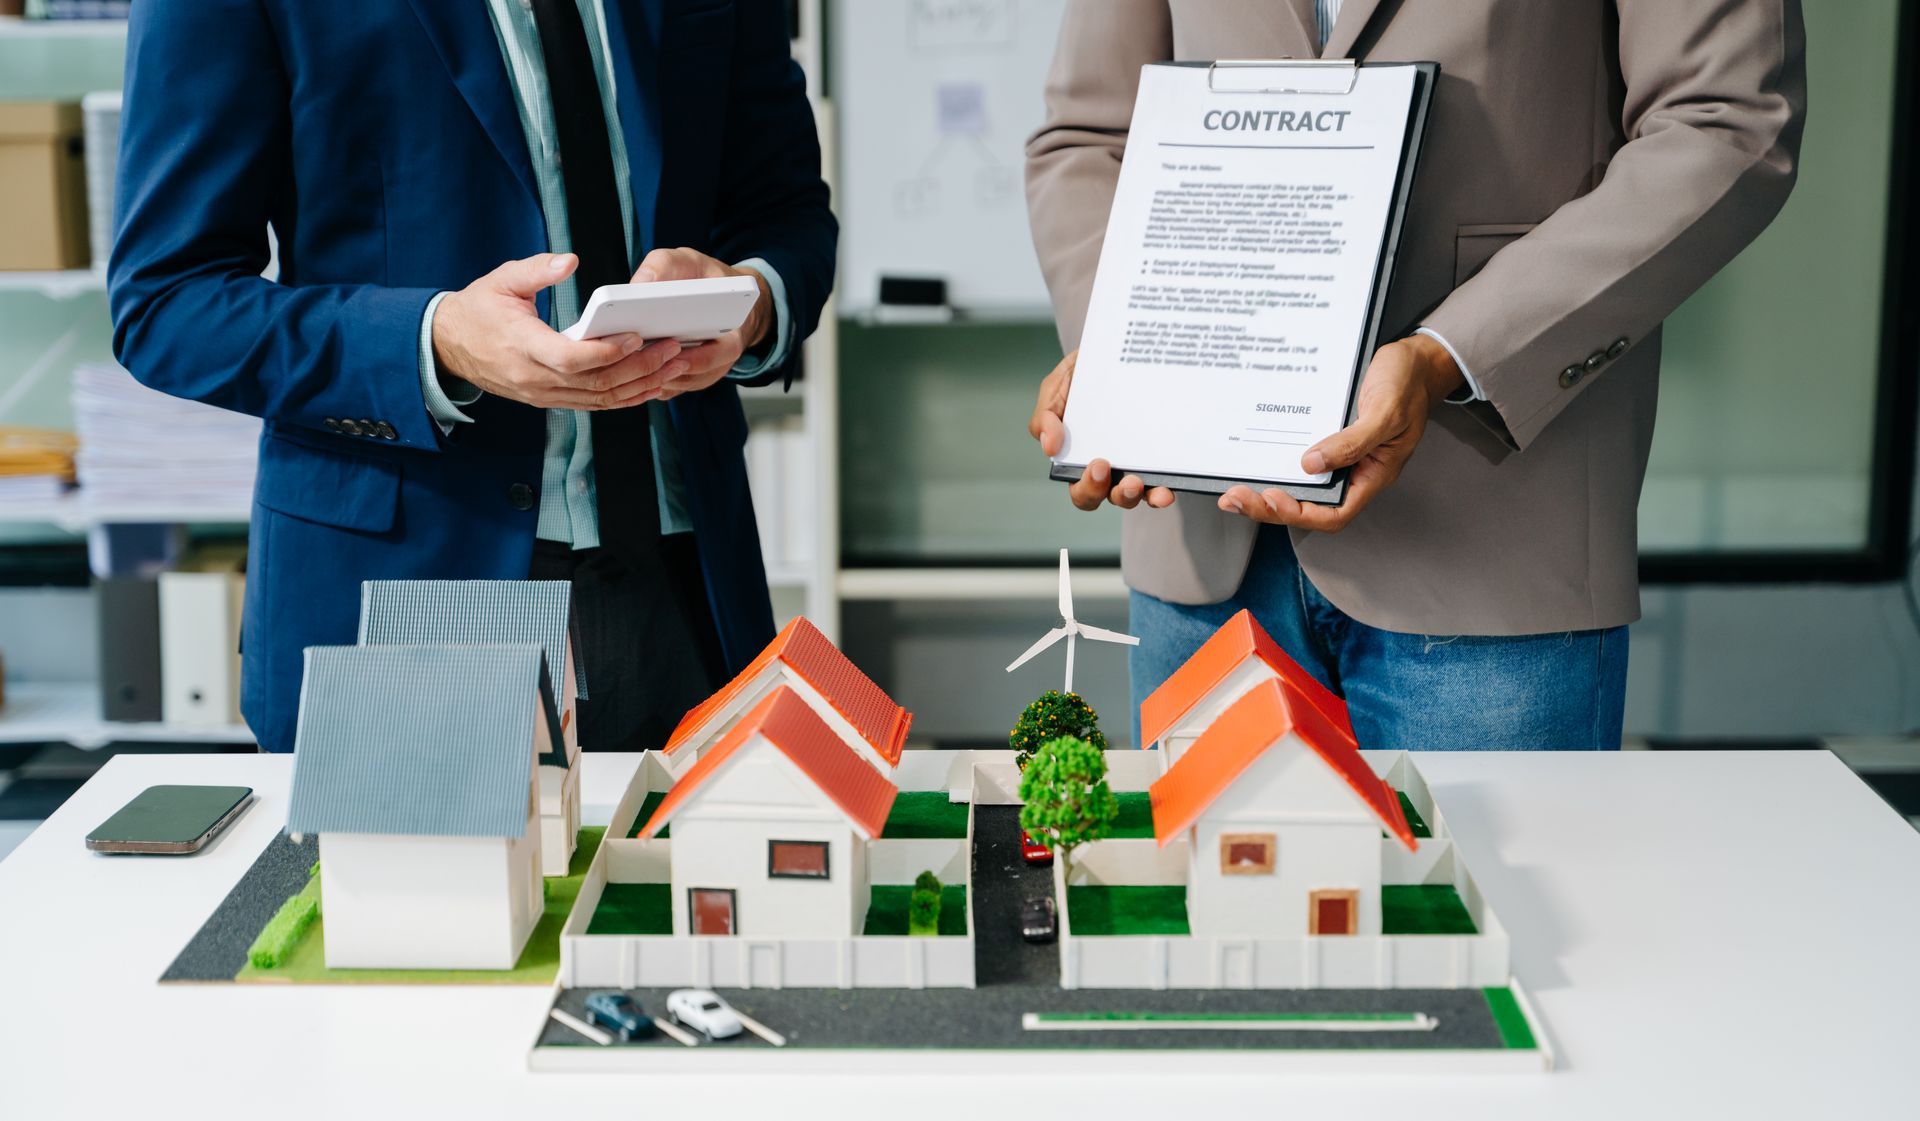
[{"x1": 832, "y1": 0, "x2": 1066, "y2": 317}]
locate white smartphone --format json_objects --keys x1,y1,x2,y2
[{"x1": 563, "y1": 275, "x2": 761, "y2": 343}]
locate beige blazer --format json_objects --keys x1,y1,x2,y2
[{"x1": 1026, "y1": 0, "x2": 1805, "y2": 635}]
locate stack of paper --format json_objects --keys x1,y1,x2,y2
[
  {"x1": 0, "y1": 426, "x2": 78, "y2": 510},
  {"x1": 71, "y1": 362, "x2": 260, "y2": 512}
]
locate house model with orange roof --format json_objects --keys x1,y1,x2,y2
[
  {"x1": 1051, "y1": 609, "x2": 1514, "y2": 991},
  {"x1": 662, "y1": 616, "x2": 912, "y2": 775},
  {"x1": 556, "y1": 618, "x2": 979, "y2": 990},
  {"x1": 635, "y1": 686, "x2": 898, "y2": 939}
]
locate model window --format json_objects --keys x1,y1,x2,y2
[
  {"x1": 768, "y1": 840, "x2": 830, "y2": 879},
  {"x1": 1309, "y1": 889, "x2": 1359, "y2": 936},
  {"x1": 1219, "y1": 833, "x2": 1276, "y2": 874}
]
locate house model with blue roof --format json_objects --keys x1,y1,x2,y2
[
  {"x1": 358, "y1": 579, "x2": 585, "y2": 876},
  {"x1": 286, "y1": 643, "x2": 562, "y2": 970}
]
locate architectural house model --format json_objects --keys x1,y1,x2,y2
[
  {"x1": 1149, "y1": 678, "x2": 1417, "y2": 939},
  {"x1": 285, "y1": 644, "x2": 560, "y2": 970},
  {"x1": 357, "y1": 579, "x2": 585, "y2": 876},
  {"x1": 637, "y1": 685, "x2": 899, "y2": 938}
]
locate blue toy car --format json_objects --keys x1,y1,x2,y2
[{"x1": 583, "y1": 992, "x2": 656, "y2": 1042}]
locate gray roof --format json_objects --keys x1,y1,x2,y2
[
  {"x1": 357, "y1": 580, "x2": 586, "y2": 700},
  {"x1": 287, "y1": 645, "x2": 552, "y2": 838}
]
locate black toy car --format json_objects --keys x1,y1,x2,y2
[{"x1": 1020, "y1": 895, "x2": 1058, "y2": 943}]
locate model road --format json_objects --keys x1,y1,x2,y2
[{"x1": 534, "y1": 800, "x2": 1514, "y2": 1055}]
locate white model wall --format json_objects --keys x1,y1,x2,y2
[
  {"x1": 1060, "y1": 930, "x2": 1511, "y2": 990},
  {"x1": 670, "y1": 814, "x2": 860, "y2": 938},
  {"x1": 319, "y1": 832, "x2": 528, "y2": 970},
  {"x1": 561, "y1": 929, "x2": 977, "y2": 989},
  {"x1": 1159, "y1": 659, "x2": 1277, "y2": 757}
]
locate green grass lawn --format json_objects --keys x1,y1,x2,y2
[
  {"x1": 1108, "y1": 791, "x2": 1155, "y2": 839},
  {"x1": 1482, "y1": 987, "x2": 1538, "y2": 1049},
  {"x1": 880, "y1": 791, "x2": 971, "y2": 839},
  {"x1": 1066, "y1": 885, "x2": 1190, "y2": 936},
  {"x1": 626, "y1": 791, "x2": 669, "y2": 839},
  {"x1": 234, "y1": 826, "x2": 604, "y2": 985},
  {"x1": 1396, "y1": 791, "x2": 1432, "y2": 838},
  {"x1": 862, "y1": 884, "x2": 968, "y2": 935},
  {"x1": 1380, "y1": 884, "x2": 1476, "y2": 935},
  {"x1": 587, "y1": 882, "x2": 672, "y2": 935}
]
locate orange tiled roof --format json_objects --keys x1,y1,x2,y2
[
  {"x1": 1149, "y1": 678, "x2": 1416, "y2": 851},
  {"x1": 663, "y1": 617, "x2": 911, "y2": 766},
  {"x1": 639, "y1": 686, "x2": 898, "y2": 840},
  {"x1": 1138, "y1": 608, "x2": 1352, "y2": 750}
]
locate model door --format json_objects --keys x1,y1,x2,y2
[
  {"x1": 1309, "y1": 889, "x2": 1358, "y2": 935},
  {"x1": 690, "y1": 888, "x2": 736, "y2": 935}
]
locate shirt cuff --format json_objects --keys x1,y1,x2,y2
[
  {"x1": 726, "y1": 257, "x2": 793, "y2": 380},
  {"x1": 1414, "y1": 326, "x2": 1486, "y2": 403},
  {"x1": 418, "y1": 291, "x2": 482, "y2": 435}
]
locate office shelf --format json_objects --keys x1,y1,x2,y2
[
  {"x1": 838, "y1": 566, "x2": 1127, "y2": 602},
  {"x1": 0, "y1": 491, "x2": 250, "y2": 533},
  {"x1": 0, "y1": 269, "x2": 106, "y2": 299},
  {"x1": 0, "y1": 681, "x2": 254, "y2": 750},
  {"x1": 0, "y1": 15, "x2": 127, "y2": 40}
]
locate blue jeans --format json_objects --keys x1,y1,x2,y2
[{"x1": 1129, "y1": 527, "x2": 1627, "y2": 750}]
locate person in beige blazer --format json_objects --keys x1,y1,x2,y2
[{"x1": 1026, "y1": 0, "x2": 1805, "y2": 749}]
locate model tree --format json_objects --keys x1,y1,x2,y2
[
  {"x1": 1018, "y1": 735, "x2": 1119, "y2": 884},
  {"x1": 1009, "y1": 690, "x2": 1108, "y2": 770},
  {"x1": 909, "y1": 870, "x2": 943, "y2": 936}
]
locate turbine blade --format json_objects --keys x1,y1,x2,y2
[
  {"x1": 1006, "y1": 627, "x2": 1069, "y2": 673},
  {"x1": 1078, "y1": 623, "x2": 1141, "y2": 646},
  {"x1": 1058, "y1": 548, "x2": 1074, "y2": 623}
]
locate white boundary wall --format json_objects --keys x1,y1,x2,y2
[
  {"x1": 1055, "y1": 751, "x2": 1514, "y2": 990},
  {"x1": 558, "y1": 751, "x2": 979, "y2": 990}
]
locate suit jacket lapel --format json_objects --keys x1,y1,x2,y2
[
  {"x1": 601, "y1": 0, "x2": 664, "y2": 257},
  {"x1": 1281, "y1": 0, "x2": 1321, "y2": 58},
  {"x1": 401, "y1": 0, "x2": 539, "y2": 205},
  {"x1": 1321, "y1": 0, "x2": 1387, "y2": 60}
]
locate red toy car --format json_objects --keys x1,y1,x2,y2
[{"x1": 1020, "y1": 831, "x2": 1053, "y2": 865}]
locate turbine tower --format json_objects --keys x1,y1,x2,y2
[{"x1": 1005, "y1": 549, "x2": 1139, "y2": 695}]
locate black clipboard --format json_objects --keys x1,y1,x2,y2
[{"x1": 1050, "y1": 59, "x2": 1439, "y2": 507}]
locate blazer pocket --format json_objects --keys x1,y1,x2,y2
[
  {"x1": 1454, "y1": 223, "x2": 1538, "y2": 287},
  {"x1": 254, "y1": 430, "x2": 402, "y2": 534}
]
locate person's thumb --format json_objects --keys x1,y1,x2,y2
[{"x1": 491, "y1": 252, "x2": 576, "y2": 299}]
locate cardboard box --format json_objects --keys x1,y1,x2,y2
[{"x1": 0, "y1": 101, "x2": 91, "y2": 270}]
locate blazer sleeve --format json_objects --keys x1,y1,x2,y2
[
  {"x1": 108, "y1": 0, "x2": 445, "y2": 449},
  {"x1": 705, "y1": 0, "x2": 838, "y2": 390},
  {"x1": 1421, "y1": 0, "x2": 1807, "y2": 451},
  {"x1": 1024, "y1": 0, "x2": 1173, "y2": 352}
]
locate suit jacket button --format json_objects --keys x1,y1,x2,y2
[
  {"x1": 339, "y1": 418, "x2": 363, "y2": 436},
  {"x1": 358, "y1": 419, "x2": 376, "y2": 437},
  {"x1": 508, "y1": 483, "x2": 536, "y2": 511},
  {"x1": 323, "y1": 418, "x2": 341, "y2": 432},
  {"x1": 1585, "y1": 350, "x2": 1607, "y2": 374},
  {"x1": 1607, "y1": 337, "x2": 1629, "y2": 360},
  {"x1": 1559, "y1": 364, "x2": 1584, "y2": 389},
  {"x1": 375, "y1": 421, "x2": 398, "y2": 440}
]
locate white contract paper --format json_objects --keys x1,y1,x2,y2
[{"x1": 1056, "y1": 63, "x2": 1422, "y2": 494}]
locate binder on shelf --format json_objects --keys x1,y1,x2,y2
[
  {"x1": 158, "y1": 570, "x2": 244, "y2": 728},
  {"x1": 97, "y1": 576, "x2": 162, "y2": 723}
]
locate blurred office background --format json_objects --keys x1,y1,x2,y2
[{"x1": 0, "y1": 0, "x2": 1915, "y2": 856}]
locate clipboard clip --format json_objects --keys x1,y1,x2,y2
[{"x1": 1207, "y1": 58, "x2": 1359, "y2": 96}]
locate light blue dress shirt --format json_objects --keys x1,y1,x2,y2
[{"x1": 416, "y1": 0, "x2": 793, "y2": 542}]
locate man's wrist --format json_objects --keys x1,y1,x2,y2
[
  {"x1": 1404, "y1": 333, "x2": 1464, "y2": 405},
  {"x1": 735, "y1": 265, "x2": 775, "y2": 352}
]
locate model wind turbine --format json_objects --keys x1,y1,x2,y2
[{"x1": 1005, "y1": 549, "x2": 1139, "y2": 695}]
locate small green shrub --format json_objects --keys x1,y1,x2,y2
[
  {"x1": 247, "y1": 869, "x2": 322, "y2": 970},
  {"x1": 908, "y1": 887, "x2": 941, "y2": 935},
  {"x1": 913, "y1": 869, "x2": 942, "y2": 895}
]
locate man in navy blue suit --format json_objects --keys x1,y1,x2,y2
[{"x1": 108, "y1": 0, "x2": 837, "y2": 753}]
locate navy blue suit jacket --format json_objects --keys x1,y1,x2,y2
[{"x1": 108, "y1": 0, "x2": 837, "y2": 753}]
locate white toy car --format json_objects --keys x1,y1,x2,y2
[{"x1": 666, "y1": 988, "x2": 743, "y2": 1040}]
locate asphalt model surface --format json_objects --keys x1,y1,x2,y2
[
  {"x1": 535, "y1": 803, "x2": 1511, "y2": 1054},
  {"x1": 161, "y1": 831, "x2": 319, "y2": 982}
]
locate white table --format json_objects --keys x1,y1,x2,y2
[{"x1": 2, "y1": 750, "x2": 1916, "y2": 1119}]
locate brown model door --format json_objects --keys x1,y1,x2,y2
[
  {"x1": 1309, "y1": 889, "x2": 1358, "y2": 935},
  {"x1": 689, "y1": 888, "x2": 736, "y2": 935}
]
